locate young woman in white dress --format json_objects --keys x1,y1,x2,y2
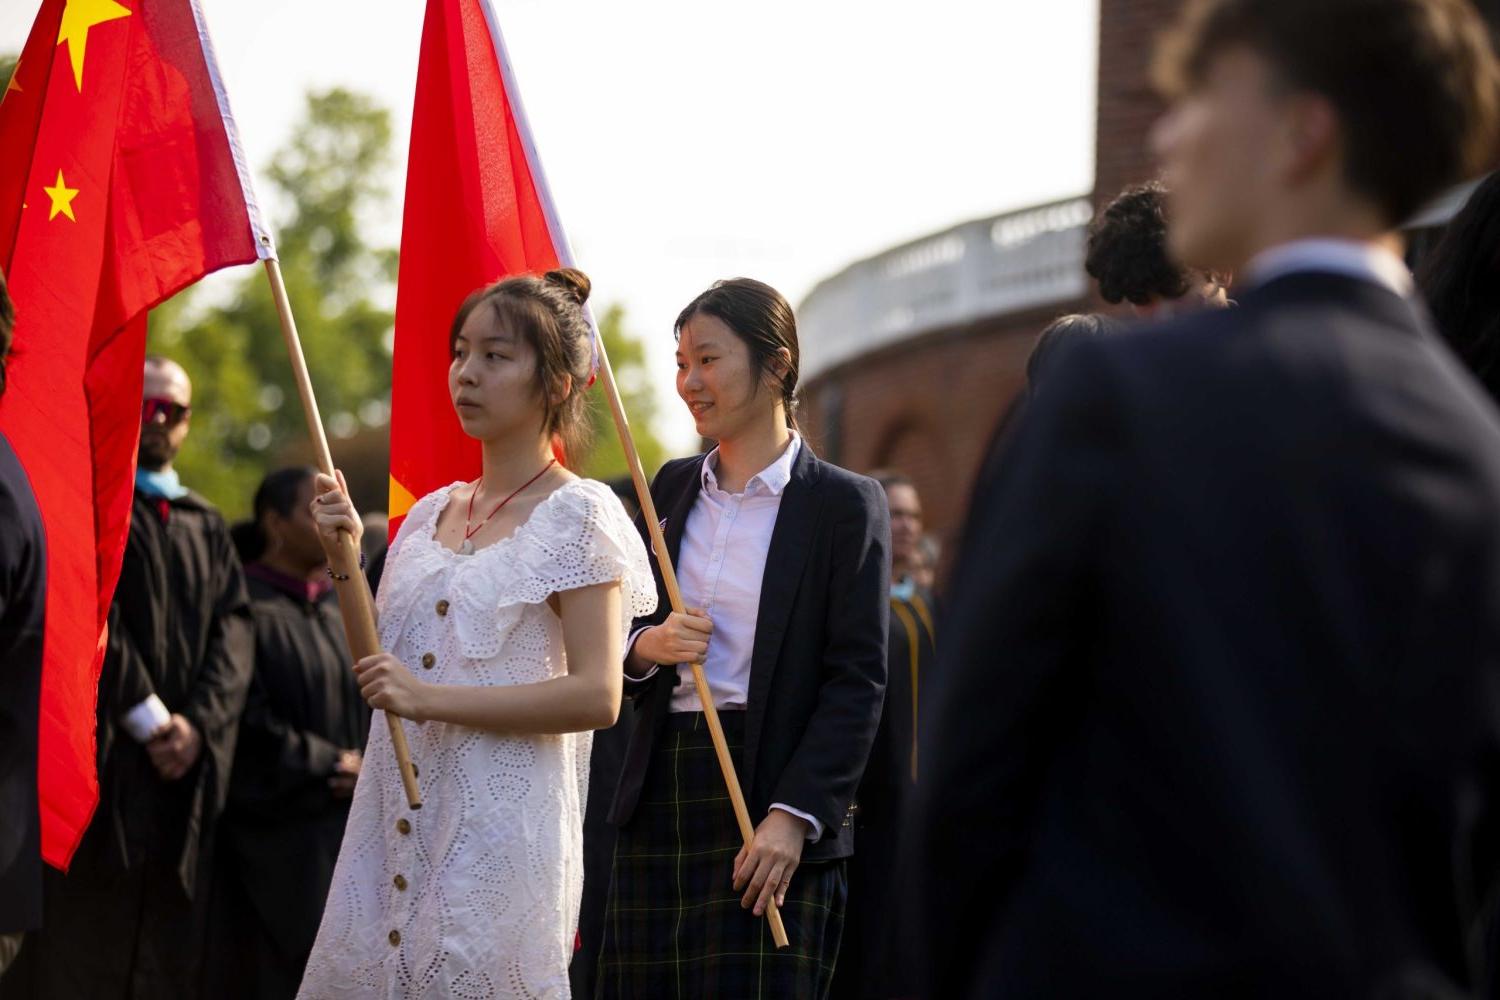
[{"x1": 297, "y1": 268, "x2": 655, "y2": 999}]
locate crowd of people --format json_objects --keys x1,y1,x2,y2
[{"x1": 2, "y1": 0, "x2": 1500, "y2": 996}]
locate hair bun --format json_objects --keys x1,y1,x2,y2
[{"x1": 544, "y1": 268, "x2": 591, "y2": 307}]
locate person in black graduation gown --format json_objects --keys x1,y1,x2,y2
[
  {"x1": 205, "y1": 467, "x2": 369, "y2": 999},
  {"x1": 0, "y1": 273, "x2": 45, "y2": 980},
  {"x1": 832, "y1": 473, "x2": 934, "y2": 1000},
  {"x1": 913, "y1": 3, "x2": 1500, "y2": 997},
  {"x1": 3, "y1": 355, "x2": 253, "y2": 1000}
]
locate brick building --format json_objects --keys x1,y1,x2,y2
[
  {"x1": 797, "y1": 200, "x2": 1092, "y2": 540},
  {"x1": 798, "y1": 0, "x2": 1500, "y2": 558}
]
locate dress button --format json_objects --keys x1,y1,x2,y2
[
  {"x1": 421, "y1": 652, "x2": 435, "y2": 670},
  {"x1": 436, "y1": 599, "x2": 449, "y2": 617},
  {"x1": 396, "y1": 818, "x2": 411, "y2": 835},
  {"x1": 388, "y1": 930, "x2": 401, "y2": 946},
  {"x1": 394, "y1": 874, "x2": 408, "y2": 891}
]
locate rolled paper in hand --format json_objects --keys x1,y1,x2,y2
[{"x1": 122, "y1": 694, "x2": 171, "y2": 743}]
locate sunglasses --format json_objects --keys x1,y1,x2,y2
[{"x1": 142, "y1": 397, "x2": 191, "y2": 426}]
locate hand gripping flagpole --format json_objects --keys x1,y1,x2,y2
[
  {"x1": 477, "y1": 0, "x2": 788, "y2": 951},
  {"x1": 182, "y1": 0, "x2": 420, "y2": 810},
  {"x1": 263, "y1": 257, "x2": 423, "y2": 811}
]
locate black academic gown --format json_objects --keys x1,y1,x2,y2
[
  {"x1": 833, "y1": 585, "x2": 936, "y2": 1000},
  {"x1": 3, "y1": 487, "x2": 252, "y2": 1000},
  {"x1": 205, "y1": 566, "x2": 369, "y2": 1000},
  {"x1": 0, "y1": 432, "x2": 45, "y2": 938}
]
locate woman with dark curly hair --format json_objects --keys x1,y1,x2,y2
[{"x1": 1086, "y1": 181, "x2": 1228, "y2": 316}]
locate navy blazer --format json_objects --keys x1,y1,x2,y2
[
  {"x1": 916, "y1": 273, "x2": 1500, "y2": 998},
  {"x1": 608, "y1": 442, "x2": 891, "y2": 864}
]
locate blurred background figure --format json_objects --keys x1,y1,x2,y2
[
  {"x1": 4, "y1": 356, "x2": 253, "y2": 999},
  {"x1": 833, "y1": 472, "x2": 934, "y2": 1000},
  {"x1": 0, "y1": 270, "x2": 44, "y2": 980},
  {"x1": 1026, "y1": 313, "x2": 1122, "y2": 394},
  {"x1": 1418, "y1": 170, "x2": 1500, "y2": 403},
  {"x1": 1086, "y1": 181, "x2": 1230, "y2": 316},
  {"x1": 973, "y1": 313, "x2": 1122, "y2": 500},
  {"x1": 913, "y1": 535, "x2": 940, "y2": 594},
  {"x1": 204, "y1": 467, "x2": 368, "y2": 999}
]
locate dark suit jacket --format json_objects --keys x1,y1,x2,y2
[
  {"x1": 608, "y1": 442, "x2": 891, "y2": 864},
  {"x1": 916, "y1": 272, "x2": 1500, "y2": 998},
  {"x1": 0, "y1": 432, "x2": 45, "y2": 934}
]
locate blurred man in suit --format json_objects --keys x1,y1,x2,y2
[{"x1": 916, "y1": 1, "x2": 1500, "y2": 996}]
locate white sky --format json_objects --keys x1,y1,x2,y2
[{"x1": 1, "y1": 0, "x2": 1099, "y2": 452}]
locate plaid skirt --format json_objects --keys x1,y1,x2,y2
[{"x1": 596, "y1": 711, "x2": 847, "y2": 999}]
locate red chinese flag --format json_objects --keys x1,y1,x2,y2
[
  {"x1": 390, "y1": 0, "x2": 581, "y2": 532},
  {"x1": 0, "y1": 0, "x2": 270, "y2": 866}
]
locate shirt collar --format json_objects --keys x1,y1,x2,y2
[
  {"x1": 701, "y1": 430, "x2": 802, "y2": 498},
  {"x1": 1243, "y1": 238, "x2": 1413, "y2": 298},
  {"x1": 136, "y1": 466, "x2": 189, "y2": 500},
  {"x1": 247, "y1": 561, "x2": 334, "y2": 604}
]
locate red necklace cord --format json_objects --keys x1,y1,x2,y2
[{"x1": 463, "y1": 458, "x2": 557, "y2": 543}]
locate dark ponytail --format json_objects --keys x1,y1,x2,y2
[{"x1": 675, "y1": 278, "x2": 801, "y2": 429}]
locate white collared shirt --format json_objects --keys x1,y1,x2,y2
[
  {"x1": 628, "y1": 431, "x2": 823, "y2": 838},
  {"x1": 1243, "y1": 237, "x2": 1414, "y2": 298},
  {"x1": 671, "y1": 431, "x2": 802, "y2": 714}
]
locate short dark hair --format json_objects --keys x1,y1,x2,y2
[
  {"x1": 1153, "y1": 0, "x2": 1500, "y2": 225},
  {"x1": 675, "y1": 279, "x2": 801, "y2": 430},
  {"x1": 449, "y1": 268, "x2": 596, "y2": 460},
  {"x1": 1086, "y1": 183, "x2": 1195, "y2": 306},
  {"x1": 255, "y1": 465, "x2": 319, "y2": 522},
  {"x1": 234, "y1": 465, "x2": 319, "y2": 563},
  {"x1": 1418, "y1": 172, "x2": 1500, "y2": 402},
  {"x1": 1027, "y1": 314, "x2": 1119, "y2": 390},
  {"x1": 0, "y1": 268, "x2": 14, "y2": 400}
]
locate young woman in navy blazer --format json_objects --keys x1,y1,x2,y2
[{"x1": 595, "y1": 278, "x2": 890, "y2": 999}]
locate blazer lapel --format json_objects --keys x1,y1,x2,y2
[
  {"x1": 744, "y1": 446, "x2": 824, "y2": 786},
  {"x1": 663, "y1": 455, "x2": 705, "y2": 568}
]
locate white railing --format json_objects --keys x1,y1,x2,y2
[{"x1": 799, "y1": 196, "x2": 1092, "y2": 382}]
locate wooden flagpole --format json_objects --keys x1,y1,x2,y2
[
  {"x1": 479, "y1": 0, "x2": 785, "y2": 948},
  {"x1": 264, "y1": 258, "x2": 422, "y2": 811},
  {"x1": 590, "y1": 328, "x2": 790, "y2": 949}
]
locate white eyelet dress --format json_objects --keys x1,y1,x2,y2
[{"x1": 298, "y1": 478, "x2": 656, "y2": 999}]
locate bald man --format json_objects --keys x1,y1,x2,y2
[{"x1": 3, "y1": 356, "x2": 252, "y2": 999}]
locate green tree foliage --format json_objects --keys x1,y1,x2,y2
[
  {"x1": 579, "y1": 304, "x2": 666, "y2": 485},
  {"x1": 148, "y1": 88, "x2": 397, "y2": 519}
]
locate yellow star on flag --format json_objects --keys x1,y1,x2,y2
[
  {"x1": 57, "y1": 0, "x2": 132, "y2": 92},
  {"x1": 44, "y1": 170, "x2": 80, "y2": 222},
  {"x1": 3, "y1": 59, "x2": 20, "y2": 98}
]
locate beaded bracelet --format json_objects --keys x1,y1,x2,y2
[{"x1": 326, "y1": 551, "x2": 368, "y2": 581}]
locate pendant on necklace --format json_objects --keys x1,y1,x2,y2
[{"x1": 459, "y1": 538, "x2": 475, "y2": 556}]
